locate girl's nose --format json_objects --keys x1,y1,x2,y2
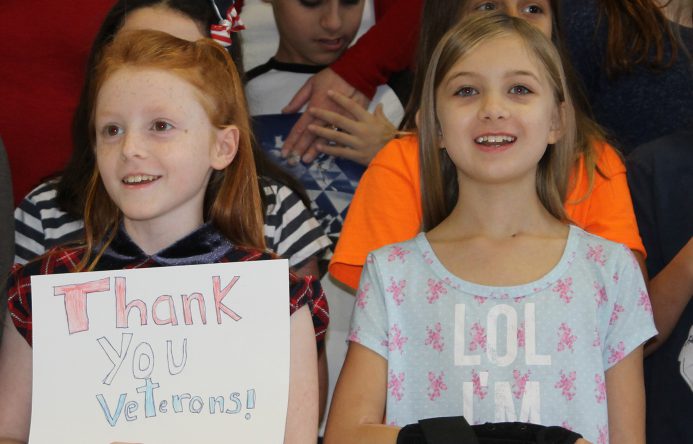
[
  {"x1": 320, "y1": 1, "x2": 343, "y2": 32},
  {"x1": 120, "y1": 131, "x2": 146, "y2": 159},
  {"x1": 478, "y1": 92, "x2": 510, "y2": 121}
]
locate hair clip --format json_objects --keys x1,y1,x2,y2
[{"x1": 210, "y1": 0, "x2": 246, "y2": 48}]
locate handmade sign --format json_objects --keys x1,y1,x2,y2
[{"x1": 29, "y1": 260, "x2": 290, "y2": 443}]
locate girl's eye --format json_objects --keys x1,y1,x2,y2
[
  {"x1": 522, "y1": 4, "x2": 544, "y2": 14},
  {"x1": 455, "y1": 86, "x2": 479, "y2": 97},
  {"x1": 151, "y1": 120, "x2": 173, "y2": 132},
  {"x1": 299, "y1": 0, "x2": 322, "y2": 7},
  {"x1": 102, "y1": 125, "x2": 123, "y2": 137},
  {"x1": 475, "y1": 2, "x2": 497, "y2": 11},
  {"x1": 509, "y1": 85, "x2": 532, "y2": 95}
]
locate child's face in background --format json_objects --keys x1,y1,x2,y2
[
  {"x1": 94, "y1": 68, "x2": 235, "y2": 237},
  {"x1": 435, "y1": 34, "x2": 562, "y2": 187},
  {"x1": 465, "y1": 1, "x2": 553, "y2": 38},
  {"x1": 120, "y1": 5, "x2": 206, "y2": 41},
  {"x1": 269, "y1": 0, "x2": 365, "y2": 65}
]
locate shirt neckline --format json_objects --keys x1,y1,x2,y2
[{"x1": 414, "y1": 225, "x2": 579, "y2": 299}]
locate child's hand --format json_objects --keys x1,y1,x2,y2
[
  {"x1": 306, "y1": 90, "x2": 397, "y2": 166},
  {"x1": 281, "y1": 68, "x2": 370, "y2": 164}
]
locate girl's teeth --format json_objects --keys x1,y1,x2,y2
[
  {"x1": 123, "y1": 175, "x2": 158, "y2": 184},
  {"x1": 475, "y1": 135, "x2": 516, "y2": 144}
]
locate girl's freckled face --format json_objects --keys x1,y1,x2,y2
[{"x1": 94, "y1": 67, "x2": 221, "y2": 234}]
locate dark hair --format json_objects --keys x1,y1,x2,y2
[
  {"x1": 56, "y1": 0, "x2": 309, "y2": 220},
  {"x1": 596, "y1": 0, "x2": 683, "y2": 78}
]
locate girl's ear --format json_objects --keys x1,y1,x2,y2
[
  {"x1": 210, "y1": 125, "x2": 240, "y2": 170},
  {"x1": 547, "y1": 102, "x2": 565, "y2": 145}
]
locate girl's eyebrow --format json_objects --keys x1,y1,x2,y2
[
  {"x1": 507, "y1": 70, "x2": 541, "y2": 82},
  {"x1": 444, "y1": 69, "x2": 541, "y2": 85}
]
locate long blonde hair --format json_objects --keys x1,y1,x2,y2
[
  {"x1": 419, "y1": 13, "x2": 578, "y2": 230},
  {"x1": 79, "y1": 30, "x2": 265, "y2": 270}
]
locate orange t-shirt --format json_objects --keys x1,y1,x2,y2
[{"x1": 330, "y1": 134, "x2": 645, "y2": 289}]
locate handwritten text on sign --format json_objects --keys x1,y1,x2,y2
[{"x1": 29, "y1": 260, "x2": 289, "y2": 444}]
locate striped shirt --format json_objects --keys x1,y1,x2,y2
[{"x1": 14, "y1": 177, "x2": 331, "y2": 268}]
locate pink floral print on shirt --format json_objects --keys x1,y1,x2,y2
[
  {"x1": 388, "y1": 246, "x2": 410, "y2": 263},
  {"x1": 587, "y1": 244, "x2": 607, "y2": 266},
  {"x1": 388, "y1": 370, "x2": 405, "y2": 401},
  {"x1": 597, "y1": 425, "x2": 609, "y2": 444},
  {"x1": 426, "y1": 278, "x2": 447, "y2": 303},
  {"x1": 517, "y1": 322, "x2": 526, "y2": 348},
  {"x1": 609, "y1": 303, "x2": 624, "y2": 325},
  {"x1": 553, "y1": 277, "x2": 574, "y2": 303},
  {"x1": 512, "y1": 369, "x2": 531, "y2": 399},
  {"x1": 557, "y1": 323, "x2": 577, "y2": 352},
  {"x1": 608, "y1": 341, "x2": 626, "y2": 364},
  {"x1": 638, "y1": 288, "x2": 652, "y2": 313},
  {"x1": 385, "y1": 324, "x2": 408, "y2": 353},
  {"x1": 425, "y1": 322, "x2": 444, "y2": 352},
  {"x1": 387, "y1": 277, "x2": 406, "y2": 306},
  {"x1": 348, "y1": 327, "x2": 360, "y2": 342},
  {"x1": 555, "y1": 370, "x2": 577, "y2": 401},
  {"x1": 427, "y1": 371, "x2": 447, "y2": 400},
  {"x1": 594, "y1": 374, "x2": 606, "y2": 403},
  {"x1": 471, "y1": 369, "x2": 488, "y2": 400},
  {"x1": 594, "y1": 282, "x2": 608, "y2": 307},
  {"x1": 356, "y1": 282, "x2": 370, "y2": 309},
  {"x1": 469, "y1": 322, "x2": 487, "y2": 352}
]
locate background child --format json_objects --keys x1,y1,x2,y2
[
  {"x1": 13, "y1": 0, "x2": 331, "y2": 279},
  {"x1": 325, "y1": 14, "x2": 655, "y2": 444},
  {"x1": 245, "y1": 0, "x2": 406, "y2": 268},
  {"x1": 627, "y1": 131, "x2": 693, "y2": 444},
  {"x1": 0, "y1": 30, "x2": 324, "y2": 443}
]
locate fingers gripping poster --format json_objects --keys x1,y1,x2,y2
[{"x1": 29, "y1": 260, "x2": 290, "y2": 443}]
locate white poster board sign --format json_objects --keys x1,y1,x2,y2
[{"x1": 29, "y1": 260, "x2": 289, "y2": 443}]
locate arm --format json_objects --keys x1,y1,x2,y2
[
  {"x1": 268, "y1": 182, "x2": 330, "y2": 276},
  {"x1": 644, "y1": 237, "x2": 693, "y2": 354},
  {"x1": 0, "y1": 314, "x2": 32, "y2": 443},
  {"x1": 605, "y1": 346, "x2": 646, "y2": 444},
  {"x1": 308, "y1": 90, "x2": 397, "y2": 166},
  {"x1": 285, "y1": 305, "x2": 319, "y2": 444},
  {"x1": 323, "y1": 342, "x2": 399, "y2": 444}
]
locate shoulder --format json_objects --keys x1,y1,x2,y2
[
  {"x1": 220, "y1": 244, "x2": 278, "y2": 263},
  {"x1": 372, "y1": 134, "x2": 419, "y2": 164},
  {"x1": 571, "y1": 225, "x2": 639, "y2": 270},
  {"x1": 245, "y1": 59, "x2": 275, "y2": 83},
  {"x1": 16, "y1": 179, "x2": 62, "y2": 214},
  {"x1": 367, "y1": 235, "x2": 423, "y2": 267}
]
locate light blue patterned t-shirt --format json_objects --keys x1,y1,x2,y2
[{"x1": 350, "y1": 225, "x2": 656, "y2": 443}]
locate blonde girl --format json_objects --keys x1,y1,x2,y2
[{"x1": 325, "y1": 14, "x2": 655, "y2": 444}]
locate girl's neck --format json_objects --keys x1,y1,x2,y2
[
  {"x1": 431, "y1": 177, "x2": 564, "y2": 241},
  {"x1": 123, "y1": 217, "x2": 205, "y2": 256}
]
